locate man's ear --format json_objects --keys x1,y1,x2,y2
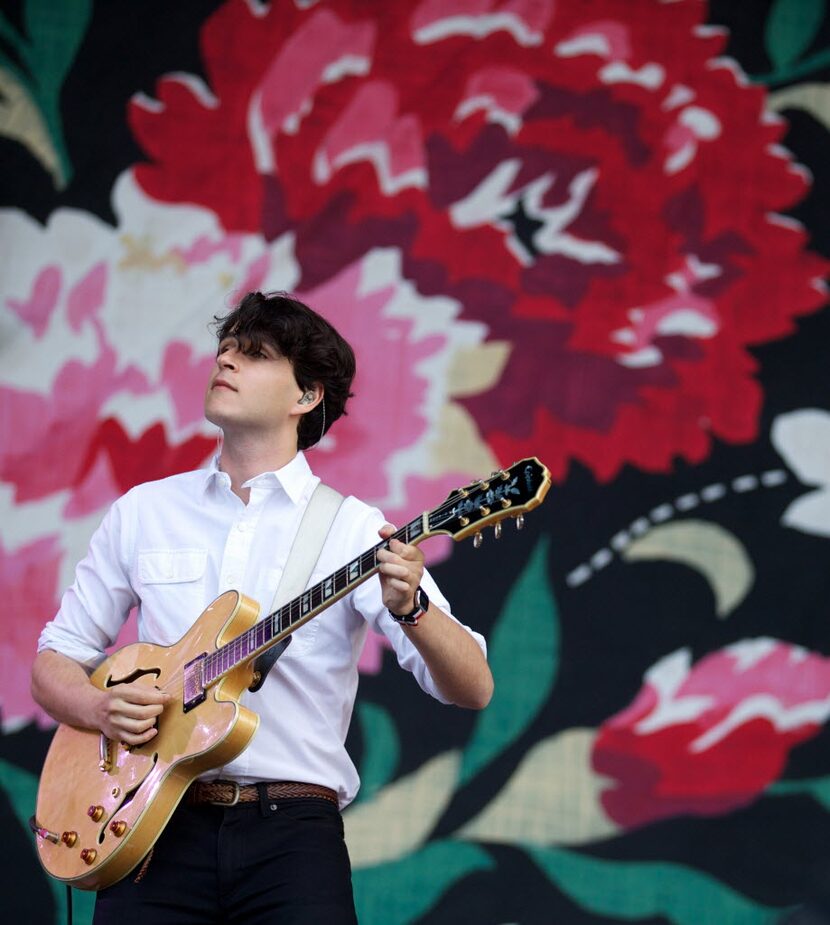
[{"x1": 291, "y1": 385, "x2": 323, "y2": 415}]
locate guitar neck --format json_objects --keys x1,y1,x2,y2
[
  {"x1": 200, "y1": 457, "x2": 550, "y2": 687},
  {"x1": 201, "y1": 514, "x2": 428, "y2": 686}
]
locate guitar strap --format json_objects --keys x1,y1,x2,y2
[{"x1": 249, "y1": 482, "x2": 345, "y2": 692}]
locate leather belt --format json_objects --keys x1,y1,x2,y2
[{"x1": 187, "y1": 779, "x2": 338, "y2": 807}]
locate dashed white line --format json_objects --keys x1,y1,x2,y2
[{"x1": 564, "y1": 468, "x2": 790, "y2": 589}]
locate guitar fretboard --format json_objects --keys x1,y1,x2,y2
[{"x1": 201, "y1": 515, "x2": 426, "y2": 685}]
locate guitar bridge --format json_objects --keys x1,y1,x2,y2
[{"x1": 183, "y1": 653, "x2": 207, "y2": 713}]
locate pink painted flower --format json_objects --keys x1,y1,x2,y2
[
  {"x1": 1, "y1": 169, "x2": 491, "y2": 726},
  {"x1": 0, "y1": 537, "x2": 62, "y2": 729},
  {"x1": 592, "y1": 639, "x2": 830, "y2": 828}
]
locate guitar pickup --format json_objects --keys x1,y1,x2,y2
[{"x1": 182, "y1": 653, "x2": 207, "y2": 713}]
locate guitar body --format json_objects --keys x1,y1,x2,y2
[{"x1": 35, "y1": 590, "x2": 261, "y2": 891}]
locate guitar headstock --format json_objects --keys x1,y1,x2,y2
[{"x1": 427, "y1": 457, "x2": 551, "y2": 544}]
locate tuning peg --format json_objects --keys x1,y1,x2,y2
[
  {"x1": 494, "y1": 522, "x2": 502, "y2": 540},
  {"x1": 515, "y1": 514, "x2": 525, "y2": 530},
  {"x1": 473, "y1": 532, "x2": 483, "y2": 548}
]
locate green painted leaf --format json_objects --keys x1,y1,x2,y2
[
  {"x1": 0, "y1": 758, "x2": 96, "y2": 925},
  {"x1": 526, "y1": 845, "x2": 783, "y2": 924},
  {"x1": 0, "y1": 0, "x2": 92, "y2": 187},
  {"x1": 769, "y1": 775, "x2": 830, "y2": 811},
  {"x1": 459, "y1": 536, "x2": 558, "y2": 784},
  {"x1": 765, "y1": 0, "x2": 826, "y2": 71},
  {"x1": 355, "y1": 700, "x2": 401, "y2": 802},
  {"x1": 352, "y1": 839, "x2": 494, "y2": 925}
]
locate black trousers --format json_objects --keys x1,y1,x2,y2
[{"x1": 93, "y1": 792, "x2": 358, "y2": 924}]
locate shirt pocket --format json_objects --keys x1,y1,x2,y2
[{"x1": 137, "y1": 549, "x2": 208, "y2": 643}]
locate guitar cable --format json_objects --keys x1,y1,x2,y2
[{"x1": 29, "y1": 814, "x2": 73, "y2": 924}]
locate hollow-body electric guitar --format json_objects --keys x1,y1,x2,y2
[{"x1": 32, "y1": 458, "x2": 550, "y2": 890}]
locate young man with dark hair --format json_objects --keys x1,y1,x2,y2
[{"x1": 31, "y1": 291, "x2": 494, "y2": 924}]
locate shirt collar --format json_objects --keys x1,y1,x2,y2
[{"x1": 202, "y1": 451, "x2": 314, "y2": 505}]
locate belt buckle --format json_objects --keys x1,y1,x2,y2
[{"x1": 209, "y1": 781, "x2": 240, "y2": 806}]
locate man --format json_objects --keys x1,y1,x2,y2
[{"x1": 31, "y1": 291, "x2": 493, "y2": 924}]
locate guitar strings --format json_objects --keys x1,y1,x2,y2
[{"x1": 131, "y1": 478, "x2": 518, "y2": 704}]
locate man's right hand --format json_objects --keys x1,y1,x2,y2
[
  {"x1": 94, "y1": 683, "x2": 171, "y2": 745},
  {"x1": 31, "y1": 650, "x2": 171, "y2": 744}
]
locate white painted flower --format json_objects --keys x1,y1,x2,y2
[{"x1": 771, "y1": 409, "x2": 830, "y2": 538}]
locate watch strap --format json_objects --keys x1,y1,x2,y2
[{"x1": 389, "y1": 585, "x2": 429, "y2": 626}]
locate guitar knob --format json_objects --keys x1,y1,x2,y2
[
  {"x1": 515, "y1": 514, "x2": 525, "y2": 530},
  {"x1": 109, "y1": 820, "x2": 128, "y2": 837},
  {"x1": 494, "y1": 523, "x2": 502, "y2": 540},
  {"x1": 61, "y1": 831, "x2": 78, "y2": 848},
  {"x1": 473, "y1": 533, "x2": 483, "y2": 548},
  {"x1": 80, "y1": 848, "x2": 97, "y2": 865},
  {"x1": 87, "y1": 805, "x2": 104, "y2": 822}
]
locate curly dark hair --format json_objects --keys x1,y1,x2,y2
[{"x1": 213, "y1": 291, "x2": 356, "y2": 450}]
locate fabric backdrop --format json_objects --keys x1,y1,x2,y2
[{"x1": 2, "y1": 1, "x2": 830, "y2": 922}]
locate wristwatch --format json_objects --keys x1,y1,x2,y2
[{"x1": 389, "y1": 585, "x2": 429, "y2": 626}]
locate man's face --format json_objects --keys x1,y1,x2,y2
[{"x1": 204, "y1": 335, "x2": 307, "y2": 438}]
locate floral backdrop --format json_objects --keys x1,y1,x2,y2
[{"x1": 2, "y1": 0, "x2": 830, "y2": 922}]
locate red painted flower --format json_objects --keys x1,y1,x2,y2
[
  {"x1": 129, "y1": 0, "x2": 827, "y2": 482},
  {"x1": 592, "y1": 639, "x2": 830, "y2": 827}
]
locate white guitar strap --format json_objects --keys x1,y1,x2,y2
[{"x1": 249, "y1": 482, "x2": 344, "y2": 691}]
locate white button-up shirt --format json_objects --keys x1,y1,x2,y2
[{"x1": 38, "y1": 452, "x2": 485, "y2": 807}]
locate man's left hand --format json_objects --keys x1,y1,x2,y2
[{"x1": 376, "y1": 523, "x2": 424, "y2": 616}]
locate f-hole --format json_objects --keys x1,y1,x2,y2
[{"x1": 105, "y1": 668, "x2": 162, "y2": 687}]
